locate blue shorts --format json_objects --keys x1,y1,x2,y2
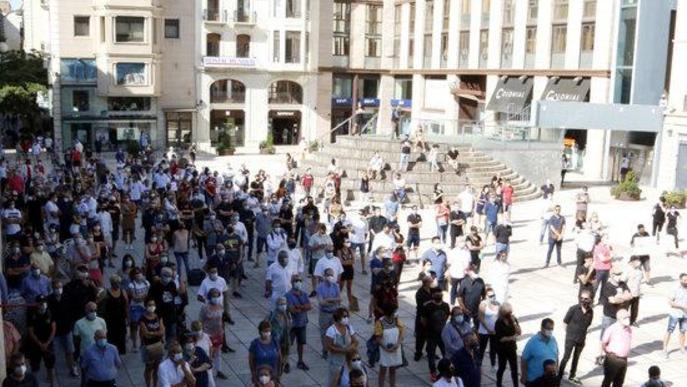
[
  {"x1": 667, "y1": 316, "x2": 687, "y2": 333},
  {"x1": 406, "y1": 233, "x2": 420, "y2": 248},
  {"x1": 290, "y1": 326, "x2": 307, "y2": 346}
]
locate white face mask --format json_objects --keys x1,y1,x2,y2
[
  {"x1": 259, "y1": 375, "x2": 271, "y2": 384},
  {"x1": 326, "y1": 275, "x2": 336, "y2": 284},
  {"x1": 352, "y1": 360, "x2": 363, "y2": 369},
  {"x1": 341, "y1": 317, "x2": 349, "y2": 325}
]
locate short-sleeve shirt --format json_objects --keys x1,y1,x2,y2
[
  {"x1": 27, "y1": 309, "x2": 54, "y2": 342},
  {"x1": 157, "y1": 358, "x2": 188, "y2": 387},
  {"x1": 248, "y1": 338, "x2": 280, "y2": 372},
  {"x1": 670, "y1": 285, "x2": 687, "y2": 318},
  {"x1": 601, "y1": 281, "x2": 630, "y2": 319},
  {"x1": 266, "y1": 262, "x2": 292, "y2": 297},
  {"x1": 198, "y1": 277, "x2": 228, "y2": 305},
  {"x1": 422, "y1": 301, "x2": 450, "y2": 334},
  {"x1": 422, "y1": 249, "x2": 448, "y2": 279},
  {"x1": 522, "y1": 334, "x2": 559, "y2": 382},
  {"x1": 285, "y1": 289, "x2": 310, "y2": 327},
  {"x1": 316, "y1": 282, "x2": 341, "y2": 313},
  {"x1": 407, "y1": 214, "x2": 422, "y2": 236},
  {"x1": 314, "y1": 256, "x2": 344, "y2": 279},
  {"x1": 73, "y1": 317, "x2": 107, "y2": 352},
  {"x1": 548, "y1": 215, "x2": 566, "y2": 240}
]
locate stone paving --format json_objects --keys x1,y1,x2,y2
[{"x1": 43, "y1": 153, "x2": 686, "y2": 386}]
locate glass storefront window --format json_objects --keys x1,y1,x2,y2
[
  {"x1": 108, "y1": 97, "x2": 152, "y2": 111},
  {"x1": 616, "y1": 6, "x2": 637, "y2": 67},
  {"x1": 394, "y1": 78, "x2": 412, "y2": 100},
  {"x1": 116, "y1": 63, "x2": 147, "y2": 85},
  {"x1": 61, "y1": 59, "x2": 97, "y2": 83},
  {"x1": 332, "y1": 76, "x2": 352, "y2": 98}
]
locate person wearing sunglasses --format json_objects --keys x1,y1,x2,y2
[{"x1": 558, "y1": 290, "x2": 594, "y2": 385}]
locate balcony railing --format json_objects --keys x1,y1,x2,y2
[
  {"x1": 234, "y1": 11, "x2": 257, "y2": 24},
  {"x1": 204, "y1": 9, "x2": 228, "y2": 22},
  {"x1": 269, "y1": 92, "x2": 302, "y2": 105}
]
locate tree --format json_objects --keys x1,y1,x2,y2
[{"x1": 0, "y1": 50, "x2": 49, "y2": 134}]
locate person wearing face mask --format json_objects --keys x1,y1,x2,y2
[
  {"x1": 494, "y1": 303, "x2": 521, "y2": 387},
  {"x1": 268, "y1": 297, "x2": 293, "y2": 374},
  {"x1": 254, "y1": 365, "x2": 281, "y2": 387},
  {"x1": 140, "y1": 300, "x2": 165, "y2": 387},
  {"x1": 265, "y1": 221, "x2": 287, "y2": 267},
  {"x1": 197, "y1": 265, "x2": 228, "y2": 306},
  {"x1": 127, "y1": 267, "x2": 150, "y2": 352},
  {"x1": 285, "y1": 274, "x2": 312, "y2": 370},
  {"x1": 422, "y1": 287, "x2": 450, "y2": 382},
  {"x1": 98, "y1": 275, "x2": 128, "y2": 355},
  {"x1": 331, "y1": 350, "x2": 369, "y2": 387},
  {"x1": 26, "y1": 295, "x2": 56, "y2": 385},
  {"x1": 80, "y1": 329, "x2": 122, "y2": 387},
  {"x1": 29, "y1": 242, "x2": 53, "y2": 277},
  {"x1": 48, "y1": 279, "x2": 80, "y2": 377},
  {"x1": 265, "y1": 251, "x2": 293, "y2": 310},
  {"x1": 598, "y1": 265, "x2": 632, "y2": 353},
  {"x1": 477, "y1": 288, "x2": 500, "y2": 371},
  {"x1": 19, "y1": 264, "x2": 51, "y2": 303},
  {"x1": 374, "y1": 304, "x2": 404, "y2": 387},
  {"x1": 2, "y1": 353, "x2": 39, "y2": 387},
  {"x1": 441, "y1": 306, "x2": 473, "y2": 360},
  {"x1": 450, "y1": 332, "x2": 481, "y2": 387},
  {"x1": 600, "y1": 309, "x2": 633, "y2": 387},
  {"x1": 317, "y1": 268, "x2": 342, "y2": 357},
  {"x1": 199, "y1": 288, "x2": 227, "y2": 380},
  {"x1": 558, "y1": 290, "x2": 593, "y2": 385},
  {"x1": 120, "y1": 195, "x2": 138, "y2": 251},
  {"x1": 314, "y1": 249, "x2": 344, "y2": 289},
  {"x1": 150, "y1": 267, "x2": 179, "y2": 343},
  {"x1": 157, "y1": 342, "x2": 196, "y2": 387},
  {"x1": 249, "y1": 320, "x2": 282, "y2": 385},
  {"x1": 421, "y1": 237, "x2": 448, "y2": 290},
  {"x1": 324, "y1": 308, "x2": 359, "y2": 386},
  {"x1": 182, "y1": 336, "x2": 212, "y2": 387},
  {"x1": 145, "y1": 233, "x2": 167, "y2": 279},
  {"x1": 309, "y1": 223, "x2": 334, "y2": 297},
  {"x1": 433, "y1": 358, "x2": 465, "y2": 387},
  {"x1": 73, "y1": 302, "x2": 108, "y2": 380},
  {"x1": 285, "y1": 238, "x2": 304, "y2": 278},
  {"x1": 457, "y1": 264, "x2": 486, "y2": 328},
  {"x1": 521, "y1": 318, "x2": 558, "y2": 387},
  {"x1": 4, "y1": 242, "x2": 30, "y2": 290}
]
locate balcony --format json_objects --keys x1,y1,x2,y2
[
  {"x1": 203, "y1": 9, "x2": 228, "y2": 23},
  {"x1": 202, "y1": 56, "x2": 257, "y2": 69},
  {"x1": 234, "y1": 10, "x2": 257, "y2": 25},
  {"x1": 210, "y1": 92, "x2": 246, "y2": 104}
]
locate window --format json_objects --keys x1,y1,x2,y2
[
  {"x1": 424, "y1": 1, "x2": 433, "y2": 65},
  {"x1": 394, "y1": 5, "x2": 402, "y2": 57},
  {"x1": 305, "y1": 32, "x2": 310, "y2": 63},
  {"x1": 366, "y1": 5, "x2": 382, "y2": 57},
  {"x1": 442, "y1": 0, "x2": 450, "y2": 30},
  {"x1": 481, "y1": 0, "x2": 491, "y2": 24},
  {"x1": 583, "y1": 0, "x2": 596, "y2": 18},
  {"x1": 526, "y1": 26, "x2": 537, "y2": 54},
  {"x1": 581, "y1": 22, "x2": 594, "y2": 51},
  {"x1": 501, "y1": 28, "x2": 514, "y2": 65},
  {"x1": 394, "y1": 77, "x2": 413, "y2": 100},
  {"x1": 285, "y1": 31, "x2": 301, "y2": 63},
  {"x1": 286, "y1": 0, "x2": 301, "y2": 18},
  {"x1": 616, "y1": 5, "x2": 636, "y2": 67},
  {"x1": 72, "y1": 90, "x2": 89, "y2": 112},
  {"x1": 425, "y1": 1, "x2": 434, "y2": 34},
  {"x1": 440, "y1": 33, "x2": 448, "y2": 64},
  {"x1": 115, "y1": 16, "x2": 145, "y2": 43},
  {"x1": 553, "y1": 0, "x2": 568, "y2": 22},
  {"x1": 61, "y1": 59, "x2": 97, "y2": 83},
  {"x1": 333, "y1": 1, "x2": 350, "y2": 56},
  {"x1": 479, "y1": 29, "x2": 488, "y2": 66},
  {"x1": 461, "y1": 0, "x2": 471, "y2": 25},
  {"x1": 273, "y1": 31, "x2": 280, "y2": 61},
  {"x1": 458, "y1": 31, "x2": 470, "y2": 67},
  {"x1": 206, "y1": 33, "x2": 220, "y2": 56},
  {"x1": 360, "y1": 78, "x2": 379, "y2": 99},
  {"x1": 502, "y1": 0, "x2": 514, "y2": 25},
  {"x1": 74, "y1": 16, "x2": 90, "y2": 37},
  {"x1": 551, "y1": 25, "x2": 567, "y2": 53},
  {"x1": 528, "y1": 0, "x2": 538, "y2": 23},
  {"x1": 269, "y1": 81, "x2": 302, "y2": 104},
  {"x1": 108, "y1": 97, "x2": 151, "y2": 111},
  {"x1": 100, "y1": 17, "x2": 105, "y2": 42},
  {"x1": 409, "y1": 3, "x2": 415, "y2": 60},
  {"x1": 332, "y1": 76, "x2": 352, "y2": 98},
  {"x1": 210, "y1": 80, "x2": 246, "y2": 103},
  {"x1": 237, "y1": 34, "x2": 251, "y2": 57},
  {"x1": 164, "y1": 19, "x2": 179, "y2": 39},
  {"x1": 116, "y1": 63, "x2": 147, "y2": 85}
]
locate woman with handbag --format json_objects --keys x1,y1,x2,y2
[
  {"x1": 375, "y1": 305, "x2": 404, "y2": 387},
  {"x1": 139, "y1": 299, "x2": 166, "y2": 387}
]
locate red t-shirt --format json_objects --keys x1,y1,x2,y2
[
  {"x1": 502, "y1": 185, "x2": 514, "y2": 205},
  {"x1": 301, "y1": 174, "x2": 314, "y2": 188}
]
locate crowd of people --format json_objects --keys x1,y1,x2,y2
[{"x1": 0, "y1": 135, "x2": 681, "y2": 387}]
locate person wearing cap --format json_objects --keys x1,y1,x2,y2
[
  {"x1": 600, "y1": 309, "x2": 633, "y2": 387},
  {"x1": 26, "y1": 294, "x2": 56, "y2": 385},
  {"x1": 423, "y1": 287, "x2": 450, "y2": 381},
  {"x1": 81, "y1": 329, "x2": 122, "y2": 387}
]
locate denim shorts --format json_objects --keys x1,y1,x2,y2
[{"x1": 667, "y1": 316, "x2": 687, "y2": 333}]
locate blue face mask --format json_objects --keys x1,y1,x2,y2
[
  {"x1": 87, "y1": 312, "x2": 97, "y2": 321},
  {"x1": 453, "y1": 315, "x2": 464, "y2": 325},
  {"x1": 96, "y1": 338, "x2": 107, "y2": 348}
]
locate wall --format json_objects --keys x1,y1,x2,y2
[
  {"x1": 481, "y1": 145, "x2": 563, "y2": 190},
  {"x1": 631, "y1": 0, "x2": 672, "y2": 105},
  {"x1": 159, "y1": 0, "x2": 197, "y2": 111}
]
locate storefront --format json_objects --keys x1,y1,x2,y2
[
  {"x1": 486, "y1": 76, "x2": 534, "y2": 118},
  {"x1": 451, "y1": 75, "x2": 486, "y2": 131},
  {"x1": 62, "y1": 119, "x2": 156, "y2": 151},
  {"x1": 268, "y1": 110, "x2": 301, "y2": 145},
  {"x1": 165, "y1": 111, "x2": 193, "y2": 148},
  {"x1": 210, "y1": 110, "x2": 245, "y2": 147}
]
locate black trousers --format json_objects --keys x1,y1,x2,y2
[
  {"x1": 558, "y1": 339, "x2": 585, "y2": 379},
  {"x1": 629, "y1": 296, "x2": 640, "y2": 325},
  {"x1": 496, "y1": 349, "x2": 518, "y2": 387},
  {"x1": 652, "y1": 220, "x2": 664, "y2": 237},
  {"x1": 574, "y1": 248, "x2": 589, "y2": 283},
  {"x1": 667, "y1": 226, "x2": 679, "y2": 249},
  {"x1": 478, "y1": 334, "x2": 497, "y2": 367},
  {"x1": 601, "y1": 354, "x2": 627, "y2": 387},
  {"x1": 426, "y1": 333, "x2": 445, "y2": 373},
  {"x1": 414, "y1": 318, "x2": 427, "y2": 356}
]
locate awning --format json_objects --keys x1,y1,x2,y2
[
  {"x1": 540, "y1": 77, "x2": 591, "y2": 102},
  {"x1": 486, "y1": 76, "x2": 533, "y2": 113}
]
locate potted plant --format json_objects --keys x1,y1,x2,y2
[
  {"x1": 215, "y1": 130, "x2": 235, "y2": 156},
  {"x1": 259, "y1": 132, "x2": 276, "y2": 154},
  {"x1": 610, "y1": 171, "x2": 642, "y2": 201},
  {"x1": 662, "y1": 190, "x2": 687, "y2": 209},
  {"x1": 308, "y1": 140, "x2": 320, "y2": 152}
]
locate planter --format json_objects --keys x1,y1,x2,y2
[
  {"x1": 217, "y1": 148, "x2": 235, "y2": 156},
  {"x1": 615, "y1": 192, "x2": 641, "y2": 201},
  {"x1": 260, "y1": 148, "x2": 276, "y2": 155}
]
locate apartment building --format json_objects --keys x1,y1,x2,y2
[
  {"x1": 24, "y1": 0, "x2": 196, "y2": 151},
  {"x1": 196, "y1": 0, "x2": 321, "y2": 150},
  {"x1": 0, "y1": 1, "x2": 22, "y2": 52},
  {"x1": 319, "y1": 0, "x2": 676, "y2": 183}
]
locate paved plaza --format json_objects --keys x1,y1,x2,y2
[{"x1": 43, "y1": 154, "x2": 684, "y2": 387}]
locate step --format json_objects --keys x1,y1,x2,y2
[
  {"x1": 320, "y1": 145, "x2": 489, "y2": 161},
  {"x1": 330, "y1": 187, "x2": 539, "y2": 206},
  {"x1": 307, "y1": 154, "x2": 505, "y2": 171},
  {"x1": 332, "y1": 135, "x2": 473, "y2": 152},
  {"x1": 329, "y1": 178, "x2": 535, "y2": 195}
]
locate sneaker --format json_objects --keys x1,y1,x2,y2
[
  {"x1": 413, "y1": 353, "x2": 422, "y2": 362},
  {"x1": 283, "y1": 363, "x2": 290, "y2": 374},
  {"x1": 216, "y1": 371, "x2": 228, "y2": 380},
  {"x1": 70, "y1": 365, "x2": 80, "y2": 377},
  {"x1": 297, "y1": 361, "x2": 310, "y2": 371},
  {"x1": 568, "y1": 376, "x2": 582, "y2": 385},
  {"x1": 322, "y1": 351, "x2": 328, "y2": 360},
  {"x1": 631, "y1": 322, "x2": 639, "y2": 328}
]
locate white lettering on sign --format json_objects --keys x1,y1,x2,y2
[
  {"x1": 545, "y1": 89, "x2": 582, "y2": 102},
  {"x1": 495, "y1": 87, "x2": 526, "y2": 100},
  {"x1": 202, "y1": 56, "x2": 257, "y2": 68}
]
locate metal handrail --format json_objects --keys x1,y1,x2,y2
[{"x1": 360, "y1": 112, "x2": 379, "y2": 135}]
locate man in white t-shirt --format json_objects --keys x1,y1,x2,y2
[
  {"x1": 314, "y1": 251, "x2": 344, "y2": 284},
  {"x1": 157, "y1": 343, "x2": 196, "y2": 387},
  {"x1": 286, "y1": 241, "x2": 305, "y2": 278},
  {"x1": 349, "y1": 211, "x2": 369, "y2": 273},
  {"x1": 197, "y1": 266, "x2": 228, "y2": 305},
  {"x1": 458, "y1": 187, "x2": 475, "y2": 224},
  {"x1": 370, "y1": 224, "x2": 395, "y2": 253},
  {"x1": 447, "y1": 238, "x2": 472, "y2": 305},
  {"x1": 2, "y1": 201, "x2": 22, "y2": 238},
  {"x1": 265, "y1": 251, "x2": 292, "y2": 310}
]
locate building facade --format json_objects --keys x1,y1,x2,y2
[
  {"x1": 0, "y1": 1, "x2": 23, "y2": 52},
  {"x1": 24, "y1": 0, "x2": 196, "y2": 152}
]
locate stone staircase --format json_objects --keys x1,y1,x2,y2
[{"x1": 296, "y1": 135, "x2": 541, "y2": 204}]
